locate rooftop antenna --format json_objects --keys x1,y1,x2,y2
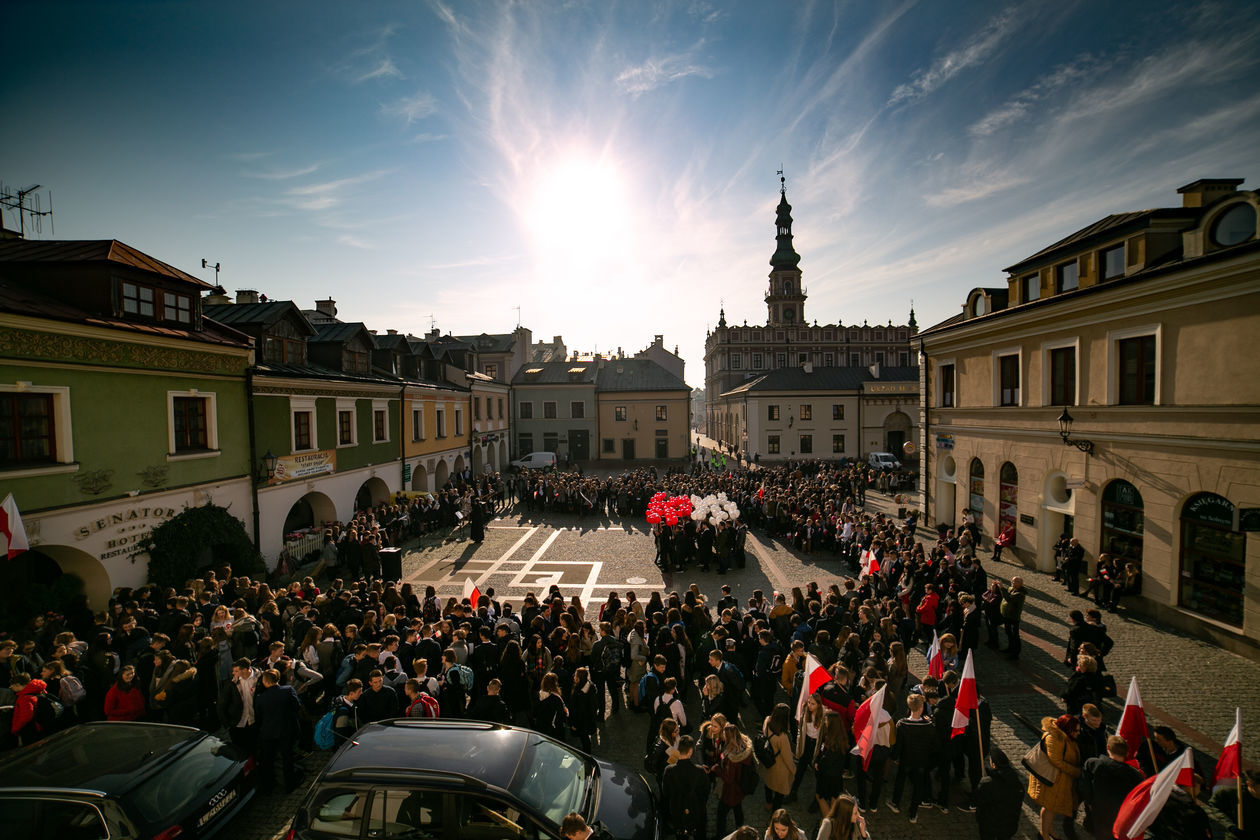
[
  {"x1": 0, "y1": 183, "x2": 55, "y2": 238},
  {"x1": 426, "y1": 314, "x2": 436, "y2": 332},
  {"x1": 201, "y1": 259, "x2": 221, "y2": 286},
  {"x1": 512, "y1": 305, "x2": 521, "y2": 328}
]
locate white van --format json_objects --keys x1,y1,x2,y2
[
  {"x1": 510, "y1": 451, "x2": 558, "y2": 471},
  {"x1": 868, "y1": 451, "x2": 901, "y2": 471}
]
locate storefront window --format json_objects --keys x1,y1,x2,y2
[
  {"x1": 1179, "y1": 492, "x2": 1245, "y2": 626},
  {"x1": 1101, "y1": 480, "x2": 1144, "y2": 568},
  {"x1": 998, "y1": 462, "x2": 1017, "y2": 530},
  {"x1": 969, "y1": 458, "x2": 985, "y2": 517}
]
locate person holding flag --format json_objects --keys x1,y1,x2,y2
[
  {"x1": 1210, "y1": 709, "x2": 1256, "y2": 840},
  {"x1": 850, "y1": 681, "x2": 892, "y2": 813},
  {"x1": 1027, "y1": 714, "x2": 1084, "y2": 840},
  {"x1": 925, "y1": 630, "x2": 945, "y2": 681},
  {"x1": 1, "y1": 493, "x2": 30, "y2": 560},
  {"x1": 1113, "y1": 748, "x2": 1205, "y2": 840},
  {"x1": 1079, "y1": 735, "x2": 1144, "y2": 840}
]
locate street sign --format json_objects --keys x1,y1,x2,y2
[{"x1": 403, "y1": 463, "x2": 411, "y2": 483}]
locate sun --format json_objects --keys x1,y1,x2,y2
[{"x1": 524, "y1": 152, "x2": 635, "y2": 283}]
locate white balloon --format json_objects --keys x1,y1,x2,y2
[{"x1": 730, "y1": 509, "x2": 741, "y2": 520}]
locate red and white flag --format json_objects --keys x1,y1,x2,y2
[
  {"x1": 851, "y1": 683, "x2": 888, "y2": 770},
  {"x1": 861, "y1": 549, "x2": 880, "y2": 576},
  {"x1": 794, "y1": 653, "x2": 831, "y2": 720},
  {"x1": 1113, "y1": 748, "x2": 1195, "y2": 840},
  {"x1": 1213, "y1": 707, "x2": 1242, "y2": 793},
  {"x1": 1117, "y1": 676, "x2": 1150, "y2": 764},
  {"x1": 462, "y1": 577, "x2": 481, "y2": 609},
  {"x1": 1, "y1": 494, "x2": 29, "y2": 560},
  {"x1": 926, "y1": 630, "x2": 945, "y2": 680},
  {"x1": 951, "y1": 649, "x2": 978, "y2": 738}
]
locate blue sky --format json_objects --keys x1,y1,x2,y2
[{"x1": 6, "y1": 0, "x2": 1260, "y2": 387}]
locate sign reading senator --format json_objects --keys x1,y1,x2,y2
[{"x1": 270, "y1": 450, "x2": 337, "y2": 484}]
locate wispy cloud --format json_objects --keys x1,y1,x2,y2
[
  {"x1": 616, "y1": 43, "x2": 715, "y2": 97},
  {"x1": 924, "y1": 166, "x2": 1031, "y2": 207},
  {"x1": 888, "y1": 5, "x2": 1023, "y2": 106},
  {"x1": 334, "y1": 23, "x2": 405, "y2": 84},
  {"x1": 410, "y1": 132, "x2": 448, "y2": 144},
  {"x1": 337, "y1": 234, "x2": 374, "y2": 250},
  {"x1": 358, "y1": 58, "x2": 403, "y2": 83},
  {"x1": 277, "y1": 170, "x2": 390, "y2": 212},
  {"x1": 381, "y1": 91, "x2": 438, "y2": 124},
  {"x1": 969, "y1": 54, "x2": 1110, "y2": 136},
  {"x1": 225, "y1": 151, "x2": 274, "y2": 162},
  {"x1": 242, "y1": 162, "x2": 324, "y2": 180}
]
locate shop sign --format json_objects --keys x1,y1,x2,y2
[
  {"x1": 269, "y1": 449, "x2": 337, "y2": 484},
  {"x1": 935, "y1": 434, "x2": 954, "y2": 450},
  {"x1": 73, "y1": 506, "x2": 180, "y2": 561}
]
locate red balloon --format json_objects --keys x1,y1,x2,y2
[
  {"x1": 646, "y1": 512, "x2": 661, "y2": 524},
  {"x1": 665, "y1": 515, "x2": 678, "y2": 527}
]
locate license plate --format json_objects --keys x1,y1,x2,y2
[{"x1": 198, "y1": 787, "x2": 238, "y2": 828}]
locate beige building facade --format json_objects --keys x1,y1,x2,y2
[{"x1": 919, "y1": 178, "x2": 1260, "y2": 654}]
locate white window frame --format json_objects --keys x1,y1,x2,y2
[
  {"x1": 935, "y1": 357, "x2": 956, "y2": 408},
  {"x1": 991, "y1": 347, "x2": 1023, "y2": 407},
  {"x1": 166, "y1": 389, "x2": 219, "y2": 460},
  {"x1": 372, "y1": 398, "x2": 390, "y2": 444},
  {"x1": 1107, "y1": 323, "x2": 1163, "y2": 406},
  {"x1": 1040, "y1": 337, "x2": 1080, "y2": 407},
  {"x1": 412, "y1": 406, "x2": 425, "y2": 441},
  {"x1": 454, "y1": 407, "x2": 463, "y2": 436},
  {"x1": 336, "y1": 397, "x2": 358, "y2": 448},
  {"x1": 290, "y1": 395, "x2": 318, "y2": 452},
  {"x1": 0, "y1": 383, "x2": 76, "y2": 476}
]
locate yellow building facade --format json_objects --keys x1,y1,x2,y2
[{"x1": 919, "y1": 179, "x2": 1260, "y2": 654}]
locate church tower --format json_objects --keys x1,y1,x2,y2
[{"x1": 765, "y1": 174, "x2": 806, "y2": 326}]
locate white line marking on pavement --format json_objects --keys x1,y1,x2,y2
[
  {"x1": 580, "y1": 562, "x2": 603, "y2": 609},
  {"x1": 472, "y1": 526, "x2": 540, "y2": 586}
]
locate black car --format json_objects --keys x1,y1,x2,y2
[
  {"x1": 0, "y1": 721, "x2": 255, "y2": 839},
  {"x1": 289, "y1": 719, "x2": 657, "y2": 840}
]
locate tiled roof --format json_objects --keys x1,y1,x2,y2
[
  {"x1": 203, "y1": 301, "x2": 316, "y2": 335},
  {"x1": 1003, "y1": 208, "x2": 1195, "y2": 273},
  {"x1": 0, "y1": 239, "x2": 213, "y2": 288},
  {"x1": 0, "y1": 277, "x2": 250, "y2": 349},
  {"x1": 511, "y1": 361, "x2": 598, "y2": 385},
  {"x1": 595, "y1": 358, "x2": 689, "y2": 392},
  {"x1": 722, "y1": 365, "x2": 919, "y2": 396},
  {"x1": 457, "y1": 332, "x2": 516, "y2": 353},
  {"x1": 311, "y1": 322, "x2": 372, "y2": 344}
]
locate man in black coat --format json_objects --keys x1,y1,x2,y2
[
  {"x1": 253, "y1": 668, "x2": 301, "y2": 794},
  {"x1": 660, "y1": 736, "x2": 709, "y2": 840},
  {"x1": 975, "y1": 747, "x2": 1024, "y2": 840},
  {"x1": 357, "y1": 670, "x2": 399, "y2": 723},
  {"x1": 1079, "y1": 735, "x2": 1144, "y2": 840},
  {"x1": 1064, "y1": 538, "x2": 1086, "y2": 596}
]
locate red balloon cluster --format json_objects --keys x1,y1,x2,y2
[{"x1": 645, "y1": 493, "x2": 693, "y2": 527}]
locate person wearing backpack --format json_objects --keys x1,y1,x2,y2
[
  {"x1": 760, "y1": 703, "x2": 796, "y2": 812},
  {"x1": 403, "y1": 677, "x2": 441, "y2": 718},
  {"x1": 715, "y1": 722, "x2": 756, "y2": 837},
  {"x1": 661, "y1": 736, "x2": 710, "y2": 840},
  {"x1": 590, "y1": 622, "x2": 623, "y2": 718},
  {"x1": 752, "y1": 630, "x2": 783, "y2": 718},
  {"x1": 638, "y1": 655, "x2": 667, "y2": 722},
  {"x1": 647, "y1": 676, "x2": 686, "y2": 750},
  {"x1": 9, "y1": 672, "x2": 48, "y2": 745}
]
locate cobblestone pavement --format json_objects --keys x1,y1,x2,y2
[{"x1": 230, "y1": 489, "x2": 1256, "y2": 840}]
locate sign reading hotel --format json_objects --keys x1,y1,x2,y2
[
  {"x1": 73, "y1": 505, "x2": 180, "y2": 561},
  {"x1": 269, "y1": 449, "x2": 337, "y2": 484}
]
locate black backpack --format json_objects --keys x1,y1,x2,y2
[
  {"x1": 34, "y1": 691, "x2": 66, "y2": 734},
  {"x1": 752, "y1": 732, "x2": 777, "y2": 768},
  {"x1": 599, "y1": 637, "x2": 623, "y2": 676}
]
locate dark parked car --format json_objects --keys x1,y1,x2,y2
[
  {"x1": 289, "y1": 718, "x2": 657, "y2": 840},
  {"x1": 0, "y1": 721, "x2": 255, "y2": 839}
]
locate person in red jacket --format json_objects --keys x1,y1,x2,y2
[
  {"x1": 104, "y1": 665, "x2": 146, "y2": 721},
  {"x1": 9, "y1": 673, "x2": 47, "y2": 745},
  {"x1": 916, "y1": 584, "x2": 940, "y2": 643}
]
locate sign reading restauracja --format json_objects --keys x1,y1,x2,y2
[{"x1": 269, "y1": 449, "x2": 337, "y2": 484}]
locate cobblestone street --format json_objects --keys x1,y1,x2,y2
[{"x1": 228, "y1": 490, "x2": 1257, "y2": 840}]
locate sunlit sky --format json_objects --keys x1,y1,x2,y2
[{"x1": 6, "y1": 1, "x2": 1260, "y2": 387}]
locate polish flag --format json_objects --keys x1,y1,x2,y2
[
  {"x1": 1, "y1": 494, "x2": 30, "y2": 560},
  {"x1": 1117, "y1": 676, "x2": 1150, "y2": 764},
  {"x1": 861, "y1": 549, "x2": 880, "y2": 576},
  {"x1": 1113, "y1": 748, "x2": 1195, "y2": 840},
  {"x1": 462, "y1": 577, "x2": 481, "y2": 609},
  {"x1": 926, "y1": 630, "x2": 945, "y2": 680},
  {"x1": 850, "y1": 683, "x2": 889, "y2": 770},
  {"x1": 794, "y1": 653, "x2": 831, "y2": 720},
  {"x1": 1212, "y1": 707, "x2": 1242, "y2": 793},
  {"x1": 950, "y1": 650, "x2": 978, "y2": 738}
]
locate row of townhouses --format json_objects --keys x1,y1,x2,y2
[{"x1": 0, "y1": 236, "x2": 687, "y2": 608}]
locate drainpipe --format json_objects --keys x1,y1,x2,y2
[
  {"x1": 918, "y1": 338, "x2": 931, "y2": 529},
  {"x1": 399, "y1": 384, "x2": 407, "y2": 494},
  {"x1": 246, "y1": 367, "x2": 262, "y2": 552}
]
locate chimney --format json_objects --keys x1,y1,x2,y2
[
  {"x1": 387, "y1": 329, "x2": 397, "y2": 335},
  {"x1": 654, "y1": 334, "x2": 663, "y2": 346},
  {"x1": 1177, "y1": 178, "x2": 1244, "y2": 208},
  {"x1": 204, "y1": 285, "x2": 230, "y2": 306},
  {"x1": 315, "y1": 298, "x2": 337, "y2": 318},
  {"x1": 235, "y1": 289, "x2": 259, "y2": 304}
]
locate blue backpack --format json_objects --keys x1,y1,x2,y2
[{"x1": 313, "y1": 710, "x2": 336, "y2": 750}]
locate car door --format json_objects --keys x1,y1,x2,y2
[
  {"x1": 366, "y1": 788, "x2": 449, "y2": 840},
  {"x1": 451, "y1": 794, "x2": 557, "y2": 840}
]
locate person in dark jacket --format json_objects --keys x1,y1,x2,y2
[
  {"x1": 1061, "y1": 655, "x2": 1103, "y2": 716},
  {"x1": 253, "y1": 668, "x2": 301, "y2": 794},
  {"x1": 357, "y1": 670, "x2": 399, "y2": 723},
  {"x1": 158, "y1": 661, "x2": 199, "y2": 727},
  {"x1": 974, "y1": 747, "x2": 1024, "y2": 840},
  {"x1": 569, "y1": 668, "x2": 599, "y2": 753},
  {"x1": 661, "y1": 736, "x2": 710, "y2": 840},
  {"x1": 888, "y1": 693, "x2": 937, "y2": 822},
  {"x1": 1079, "y1": 735, "x2": 1144, "y2": 840},
  {"x1": 532, "y1": 672, "x2": 568, "y2": 741},
  {"x1": 467, "y1": 678, "x2": 512, "y2": 723}
]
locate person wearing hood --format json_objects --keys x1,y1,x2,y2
[
  {"x1": 9, "y1": 673, "x2": 48, "y2": 745},
  {"x1": 715, "y1": 722, "x2": 755, "y2": 837},
  {"x1": 569, "y1": 667, "x2": 599, "y2": 753}
]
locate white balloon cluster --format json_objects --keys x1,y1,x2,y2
[{"x1": 689, "y1": 492, "x2": 741, "y2": 526}]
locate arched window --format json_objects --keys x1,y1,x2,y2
[
  {"x1": 1179, "y1": 493, "x2": 1245, "y2": 626},
  {"x1": 999, "y1": 462, "x2": 1018, "y2": 529},
  {"x1": 968, "y1": 458, "x2": 985, "y2": 517},
  {"x1": 1101, "y1": 480, "x2": 1143, "y2": 567}
]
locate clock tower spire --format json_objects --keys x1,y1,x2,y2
[{"x1": 766, "y1": 171, "x2": 806, "y2": 326}]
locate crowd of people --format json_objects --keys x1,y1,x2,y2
[{"x1": 0, "y1": 456, "x2": 1248, "y2": 840}]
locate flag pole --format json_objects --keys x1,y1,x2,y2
[
  {"x1": 1239, "y1": 773, "x2": 1245, "y2": 831},
  {"x1": 1146, "y1": 736, "x2": 1159, "y2": 775}
]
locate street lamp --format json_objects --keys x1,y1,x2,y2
[
  {"x1": 261, "y1": 449, "x2": 278, "y2": 480},
  {"x1": 1056, "y1": 407, "x2": 1094, "y2": 455}
]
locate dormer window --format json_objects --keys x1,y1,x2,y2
[
  {"x1": 972, "y1": 295, "x2": 987, "y2": 317},
  {"x1": 122, "y1": 282, "x2": 155, "y2": 317},
  {"x1": 1211, "y1": 203, "x2": 1257, "y2": 247},
  {"x1": 1022, "y1": 274, "x2": 1040, "y2": 303},
  {"x1": 1056, "y1": 260, "x2": 1079, "y2": 293},
  {"x1": 163, "y1": 291, "x2": 192, "y2": 324},
  {"x1": 1101, "y1": 245, "x2": 1125, "y2": 280}
]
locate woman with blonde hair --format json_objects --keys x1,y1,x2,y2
[{"x1": 816, "y1": 794, "x2": 869, "y2": 840}]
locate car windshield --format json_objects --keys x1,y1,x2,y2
[
  {"x1": 508, "y1": 737, "x2": 592, "y2": 826},
  {"x1": 125, "y1": 735, "x2": 239, "y2": 824}
]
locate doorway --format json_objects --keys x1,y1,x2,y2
[
  {"x1": 655, "y1": 437, "x2": 669, "y2": 458},
  {"x1": 622, "y1": 439, "x2": 636, "y2": 459},
  {"x1": 570, "y1": 430, "x2": 590, "y2": 460}
]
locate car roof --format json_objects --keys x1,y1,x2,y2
[
  {"x1": 0, "y1": 722, "x2": 203, "y2": 795},
  {"x1": 324, "y1": 720, "x2": 532, "y2": 787}
]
